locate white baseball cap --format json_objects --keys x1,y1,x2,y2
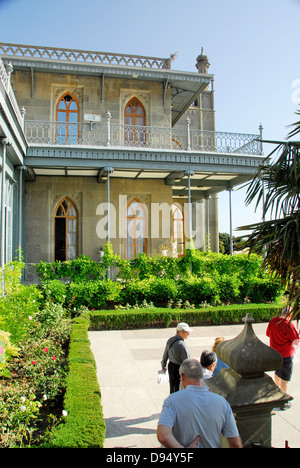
[{"x1": 177, "y1": 322, "x2": 193, "y2": 333}]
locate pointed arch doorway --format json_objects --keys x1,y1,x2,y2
[{"x1": 54, "y1": 197, "x2": 78, "y2": 261}]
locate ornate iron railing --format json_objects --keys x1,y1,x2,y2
[
  {"x1": 190, "y1": 129, "x2": 261, "y2": 155},
  {"x1": 20, "y1": 263, "x2": 118, "y2": 285},
  {"x1": 0, "y1": 42, "x2": 172, "y2": 69},
  {"x1": 24, "y1": 119, "x2": 261, "y2": 155}
]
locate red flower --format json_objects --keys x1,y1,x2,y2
[
  {"x1": 52, "y1": 356, "x2": 56, "y2": 361},
  {"x1": 32, "y1": 360, "x2": 37, "y2": 365},
  {"x1": 43, "y1": 347, "x2": 48, "y2": 352}
]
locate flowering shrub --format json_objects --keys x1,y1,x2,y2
[
  {"x1": 0, "y1": 261, "x2": 71, "y2": 448},
  {"x1": 11, "y1": 335, "x2": 67, "y2": 400},
  {"x1": 0, "y1": 304, "x2": 70, "y2": 446},
  {"x1": 0, "y1": 384, "x2": 43, "y2": 447}
]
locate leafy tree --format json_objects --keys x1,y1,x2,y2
[
  {"x1": 219, "y1": 233, "x2": 231, "y2": 254},
  {"x1": 219, "y1": 233, "x2": 242, "y2": 254},
  {"x1": 238, "y1": 109, "x2": 300, "y2": 318}
]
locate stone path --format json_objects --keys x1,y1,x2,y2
[{"x1": 89, "y1": 322, "x2": 300, "y2": 448}]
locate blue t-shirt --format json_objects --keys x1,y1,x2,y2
[
  {"x1": 213, "y1": 358, "x2": 229, "y2": 376},
  {"x1": 158, "y1": 385, "x2": 239, "y2": 448}
]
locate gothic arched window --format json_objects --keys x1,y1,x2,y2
[
  {"x1": 124, "y1": 98, "x2": 146, "y2": 146},
  {"x1": 172, "y1": 203, "x2": 185, "y2": 257},
  {"x1": 125, "y1": 199, "x2": 147, "y2": 259},
  {"x1": 54, "y1": 197, "x2": 78, "y2": 261},
  {"x1": 56, "y1": 93, "x2": 79, "y2": 144}
]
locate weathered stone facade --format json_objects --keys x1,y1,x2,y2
[{"x1": 0, "y1": 43, "x2": 263, "y2": 265}]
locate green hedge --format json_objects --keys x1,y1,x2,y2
[
  {"x1": 37, "y1": 250, "x2": 284, "y2": 310},
  {"x1": 46, "y1": 315, "x2": 106, "y2": 448},
  {"x1": 41, "y1": 275, "x2": 283, "y2": 310},
  {"x1": 88, "y1": 303, "x2": 282, "y2": 331}
]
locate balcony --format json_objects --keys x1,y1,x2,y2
[
  {"x1": 0, "y1": 56, "x2": 27, "y2": 163},
  {"x1": 24, "y1": 118, "x2": 261, "y2": 155}
]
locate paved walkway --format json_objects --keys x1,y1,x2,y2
[{"x1": 88, "y1": 322, "x2": 300, "y2": 448}]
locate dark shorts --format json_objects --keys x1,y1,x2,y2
[{"x1": 275, "y1": 356, "x2": 294, "y2": 382}]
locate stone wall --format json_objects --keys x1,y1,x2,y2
[{"x1": 11, "y1": 71, "x2": 172, "y2": 127}]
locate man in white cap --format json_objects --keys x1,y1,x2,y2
[{"x1": 161, "y1": 322, "x2": 193, "y2": 393}]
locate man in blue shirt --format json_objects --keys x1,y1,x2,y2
[{"x1": 157, "y1": 359, "x2": 242, "y2": 448}]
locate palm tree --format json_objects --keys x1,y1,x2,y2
[{"x1": 237, "y1": 109, "x2": 300, "y2": 318}]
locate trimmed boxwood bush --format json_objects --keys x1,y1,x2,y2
[
  {"x1": 88, "y1": 303, "x2": 282, "y2": 330},
  {"x1": 121, "y1": 277, "x2": 178, "y2": 306},
  {"x1": 45, "y1": 315, "x2": 106, "y2": 448}
]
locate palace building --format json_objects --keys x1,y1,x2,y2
[{"x1": 0, "y1": 42, "x2": 264, "y2": 268}]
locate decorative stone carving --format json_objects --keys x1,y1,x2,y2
[{"x1": 52, "y1": 193, "x2": 81, "y2": 211}]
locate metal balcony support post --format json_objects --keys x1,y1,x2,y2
[
  {"x1": 205, "y1": 195, "x2": 211, "y2": 251},
  {"x1": 103, "y1": 166, "x2": 114, "y2": 278},
  {"x1": 0, "y1": 138, "x2": 10, "y2": 295},
  {"x1": 227, "y1": 187, "x2": 233, "y2": 255},
  {"x1": 17, "y1": 166, "x2": 26, "y2": 260},
  {"x1": 186, "y1": 117, "x2": 191, "y2": 151},
  {"x1": 106, "y1": 111, "x2": 111, "y2": 147},
  {"x1": 259, "y1": 123, "x2": 263, "y2": 155},
  {"x1": 105, "y1": 167, "x2": 114, "y2": 243},
  {"x1": 185, "y1": 169, "x2": 194, "y2": 243}
]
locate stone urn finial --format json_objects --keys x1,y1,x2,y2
[
  {"x1": 206, "y1": 313, "x2": 293, "y2": 447},
  {"x1": 216, "y1": 313, "x2": 282, "y2": 378},
  {"x1": 195, "y1": 48, "x2": 210, "y2": 74}
]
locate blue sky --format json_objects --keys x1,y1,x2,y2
[{"x1": 1, "y1": 0, "x2": 299, "y2": 234}]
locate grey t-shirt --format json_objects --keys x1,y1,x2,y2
[
  {"x1": 161, "y1": 335, "x2": 190, "y2": 370},
  {"x1": 158, "y1": 385, "x2": 239, "y2": 448}
]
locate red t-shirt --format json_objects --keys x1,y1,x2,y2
[{"x1": 266, "y1": 316, "x2": 299, "y2": 358}]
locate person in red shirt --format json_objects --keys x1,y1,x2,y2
[{"x1": 266, "y1": 306, "x2": 299, "y2": 404}]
